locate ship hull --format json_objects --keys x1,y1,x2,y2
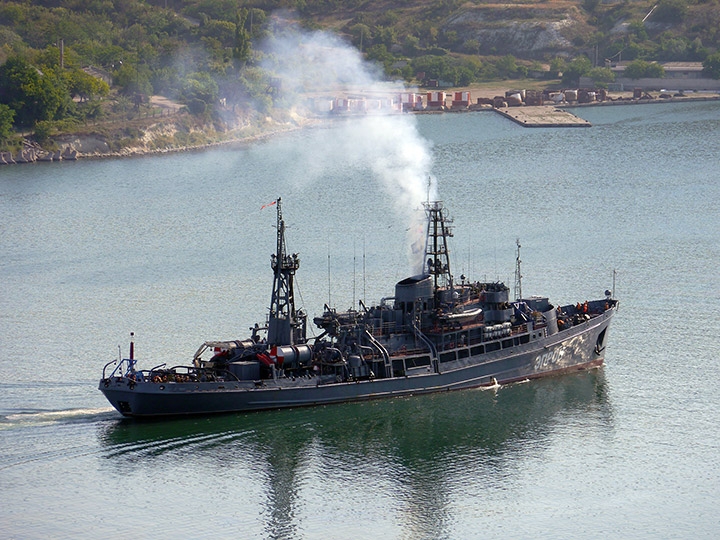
[{"x1": 100, "y1": 308, "x2": 614, "y2": 418}]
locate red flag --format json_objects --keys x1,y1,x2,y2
[{"x1": 261, "y1": 200, "x2": 277, "y2": 210}]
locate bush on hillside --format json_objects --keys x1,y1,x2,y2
[{"x1": 624, "y1": 60, "x2": 665, "y2": 79}]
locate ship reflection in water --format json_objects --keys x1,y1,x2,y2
[{"x1": 98, "y1": 370, "x2": 612, "y2": 538}]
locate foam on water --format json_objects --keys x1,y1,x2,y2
[{"x1": 0, "y1": 407, "x2": 116, "y2": 429}]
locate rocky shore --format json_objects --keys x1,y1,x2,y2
[
  {"x1": 0, "y1": 142, "x2": 78, "y2": 165},
  {"x1": 0, "y1": 117, "x2": 313, "y2": 166}
]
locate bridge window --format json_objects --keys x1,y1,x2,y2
[{"x1": 440, "y1": 351, "x2": 456, "y2": 363}]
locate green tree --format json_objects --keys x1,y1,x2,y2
[
  {"x1": 181, "y1": 72, "x2": 218, "y2": 115},
  {"x1": 0, "y1": 103, "x2": 14, "y2": 142},
  {"x1": 587, "y1": 67, "x2": 615, "y2": 87},
  {"x1": 113, "y1": 63, "x2": 152, "y2": 96},
  {"x1": 37, "y1": 68, "x2": 71, "y2": 121},
  {"x1": 233, "y1": 8, "x2": 251, "y2": 64},
  {"x1": 403, "y1": 35, "x2": 420, "y2": 56},
  {"x1": 0, "y1": 3, "x2": 24, "y2": 26},
  {"x1": 455, "y1": 66, "x2": 474, "y2": 86},
  {"x1": 658, "y1": 36, "x2": 688, "y2": 60},
  {"x1": 442, "y1": 30, "x2": 459, "y2": 49},
  {"x1": 366, "y1": 44, "x2": 394, "y2": 72},
  {"x1": 349, "y1": 23, "x2": 372, "y2": 51},
  {"x1": 32, "y1": 120, "x2": 54, "y2": 145},
  {"x1": 623, "y1": 60, "x2": 647, "y2": 79},
  {"x1": 653, "y1": 0, "x2": 688, "y2": 23},
  {"x1": 462, "y1": 39, "x2": 480, "y2": 55},
  {"x1": 411, "y1": 55, "x2": 454, "y2": 81},
  {"x1": 561, "y1": 56, "x2": 592, "y2": 85},
  {"x1": 77, "y1": 99, "x2": 103, "y2": 121},
  {"x1": 188, "y1": 0, "x2": 241, "y2": 22},
  {"x1": 689, "y1": 38, "x2": 708, "y2": 62},
  {"x1": 0, "y1": 56, "x2": 41, "y2": 125},
  {"x1": 378, "y1": 10, "x2": 400, "y2": 27},
  {"x1": 624, "y1": 60, "x2": 665, "y2": 79},
  {"x1": 68, "y1": 69, "x2": 109, "y2": 101},
  {"x1": 202, "y1": 19, "x2": 236, "y2": 47},
  {"x1": 247, "y1": 8, "x2": 266, "y2": 39},
  {"x1": 646, "y1": 63, "x2": 665, "y2": 78},
  {"x1": 401, "y1": 63, "x2": 415, "y2": 81},
  {"x1": 495, "y1": 55, "x2": 518, "y2": 78},
  {"x1": 426, "y1": 26, "x2": 439, "y2": 46},
  {"x1": 550, "y1": 57, "x2": 567, "y2": 75},
  {"x1": 97, "y1": 45, "x2": 125, "y2": 67},
  {"x1": 703, "y1": 53, "x2": 720, "y2": 79},
  {"x1": 0, "y1": 56, "x2": 68, "y2": 126},
  {"x1": 237, "y1": 66, "x2": 272, "y2": 113},
  {"x1": 628, "y1": 21, "x2": 648, "y2": 41},
  {"x1": 376, "y1": 27, "x2": 398, "y2": 49}
]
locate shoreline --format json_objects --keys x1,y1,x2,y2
[
  {"x1": 0, "y1": 120, "x2": 317, "y2": 166},
  {"x1": 80, "y1": 123, "x2": 309, "y2": 161},
  {"x1": 2, "y1": 94, "x2": 718, "y2": 165}
]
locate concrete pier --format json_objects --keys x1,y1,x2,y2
[{"x1": 494, "y1": 106, "x2": 592, "y2": 128}]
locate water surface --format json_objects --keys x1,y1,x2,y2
[{"x1": 1, "y1": 101, "x2": 719, "y2": 539}]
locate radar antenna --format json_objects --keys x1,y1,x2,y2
[{"x1": 267, "y1": 198, "x2": 306, "y2": 346}]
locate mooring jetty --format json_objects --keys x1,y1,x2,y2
[{"x1": 494, "y1": 106, "x2": 592, "y2": 128}]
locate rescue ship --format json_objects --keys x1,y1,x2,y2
[{"x1": 100, "y1": 198, "x2": 617, "y2": 417}]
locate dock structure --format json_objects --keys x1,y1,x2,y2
[{"x1": 494, "y1": 106, "x2": 592, "y2": 128}]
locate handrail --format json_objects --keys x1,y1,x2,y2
[
  {"x1": 104, "y1": 358, "x2": 136, "y2": 379},
  {"x1": 128, "y1": 364, "x2": 244, "y2": 383},
  {"x1": 411, "y1": 319, "x2": 437, "y2": 362},
  {"x1": 102, "y1": 359, "x2": 118, "y2": 379},
  {"x1": 363, "y1": 329, "x2": 391, "y2": 378}
]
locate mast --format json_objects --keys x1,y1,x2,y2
[
  {"x1": 267, "y1": 198, "x2": 305, "y2": 346},
  {"x1": 514, "y1": 238, "x2": 522, "y2": 301},
  {"x1": 423, "y1": 201, "x2": 454, "y2": 297},
  {"x1": 363, "y1": 236, "x2": 366, "y2": 305},
  {"x1": 353, "y1": 240, "x2": 356, "y2": 309}
]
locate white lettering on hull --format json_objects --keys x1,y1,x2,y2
[{"x1": 533, "y1": 348, "x2": 564, "y2": 371}]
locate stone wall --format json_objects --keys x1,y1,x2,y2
[{"x1": 580, "y1": 76, "x2": 720, "y2": 92}]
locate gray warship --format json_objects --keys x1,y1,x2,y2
[{"x1": 100, "y1": 198, "x2": 617, "y2": 417}]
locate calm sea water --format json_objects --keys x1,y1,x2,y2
[{"x1": 1, "y1": 101, "x2": 719, "y2": 539}]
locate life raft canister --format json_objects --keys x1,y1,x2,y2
[
  {"x1": 211, "y1": 349, "x2": 230, "y2": 362},
  {"x1": 269, "y1": 347, "x2": 285, "y2": 367}
]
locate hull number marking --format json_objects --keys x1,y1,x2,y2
[{"x1": 534, "y1": 348, "x2": 563, "y2": 370}]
